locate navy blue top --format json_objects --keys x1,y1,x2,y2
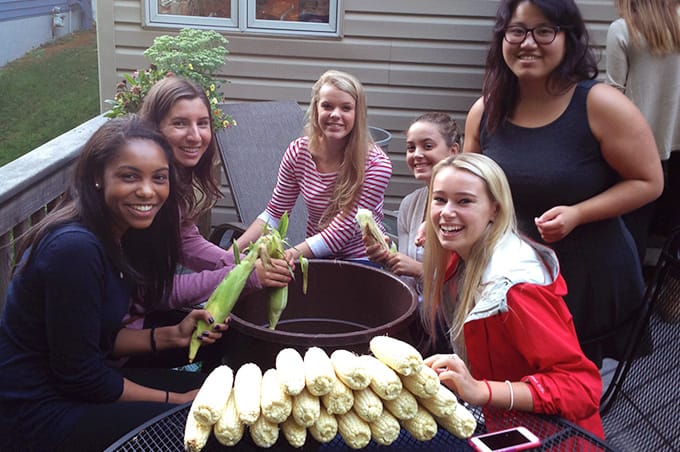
[
  {"x1": 480, "y1": 80, "x2": 645, "y2": 365},
  {"x1": 0, "y1": 223, "x2": 128, "y2": 448}
]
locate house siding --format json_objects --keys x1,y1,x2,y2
[{"x1": 96, "y1": 0, "x2": 617, "y2": 226}]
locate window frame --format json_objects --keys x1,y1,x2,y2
[{"x1": 144, "y1": 0, "x2": 342, "y2": 37}]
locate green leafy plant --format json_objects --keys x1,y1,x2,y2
[{"x1": 105, "y1": 28, "x2": 236, "y2": 130}]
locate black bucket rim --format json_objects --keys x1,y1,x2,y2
[{"x1": 229, "y1": 259, "x2": 418, "y2": 348}]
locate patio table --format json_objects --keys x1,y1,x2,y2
[{"x1": 104, "y1": 402, "x2": 615, "y2": 451}]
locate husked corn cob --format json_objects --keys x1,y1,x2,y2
[
  {"x1": 400, "y1": 405, "x2": 438, "y2": 441},
  {"x1": 281, "y1": 416, "x2": 307, "y2": 448},
  {"x1": 190, "y1": 364, "x2": 234, "y2": 425},
  {"x1": 214, "y1": 393, "x2": 245, "y2": 447},
  {"x1": 183, "y1": 410, "x2": 211, "y2": 452},
  {"x1": 400, "y1": 365, "x2": 440, "y2": 398},
  {"x1": 321, "y1": 377, "x2": 354, "y2": 415},
  {"x1": 249, "y1": 413, "x2": 280, "y2": 448},
  {"x1": 303, "y1": 347, "x2": 337, "y2": 396},
  {"x1": 337, "y1": 409, "x2": 372, "y2": 450},
  {"x1": 369, "y1": 408, "x2": 401, "y2": 446},
  {"x1": 369, "y1": 335, "x2": 423, "y2": 376},
  {"x1": 330, "y1": 349, "x2": 371, "y2": 390},
  {"x1": 361, "y1": 355, "x2": 403, "y2": 400},
  {"x1": 382, "y1": 386, "x2": 418, "y2": 420},
  {"x1": 233, "y1": 362, "x2": 262, "y2": 425},
  {"x1": 435, "y1": 402, "x2": 477, "y2": 439},
  {"x1": 275, "y1": 348, "x2": 306, "y2": 396},
  {"x1": 352, "y1": 386, "x2": 383, "y2": 422},
  {"x1": 260, "y1": 368, "x2": 293, "y2": 423},
  {"x1": 292, "y1": 387, "x2": 321, "y2": 427},
  {"x1": 309, "y1": 409, "x2": 338, "y2": 443},
  {"x1": 418, "y1": 383, "x2": 458, "y2": 418}
]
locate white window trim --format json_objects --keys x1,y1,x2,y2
[{"x1": 144, "y1": 0, "x2": 341, "y2": 37}]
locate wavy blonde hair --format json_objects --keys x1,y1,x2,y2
[
  {"x1": 305, "y1": 70, "x2": 375, "y2": 227},
  {"x1": 421, "y1": 153, "x2": 517, "y2": 362},
  {"x1": 616, "y1": 0, "x2": 680, "y2": 55}
]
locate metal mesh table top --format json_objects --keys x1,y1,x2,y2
[{"x1": 106, "y1": 403, "x2": 614, "y2": 451}]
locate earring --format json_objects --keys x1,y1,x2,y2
[{"x1": 95, "y1": 182, "x2": 101, "y2": 189}]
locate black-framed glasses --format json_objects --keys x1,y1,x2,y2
[{"x1": 504, "y1": 25, "x2": 561, "y2": 45}]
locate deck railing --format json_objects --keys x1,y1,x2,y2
[{"x1": 0, "y1": 114, "x2": 108, "y2": 312}]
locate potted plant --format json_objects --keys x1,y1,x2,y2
[{"x1": 105, "y1": 28, "x2": 236, "y2": 130}]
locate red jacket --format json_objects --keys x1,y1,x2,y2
[{"x1": 445, "y1": 235, "x2": 604, "y2": 437}]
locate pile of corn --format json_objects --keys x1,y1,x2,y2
[{"x1": 184, "y1": 336, "x2": 477, "y2": 451}]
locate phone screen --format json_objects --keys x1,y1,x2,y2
[{"x1": 477, "y1": 429, "x2": 534, "y2": 449}]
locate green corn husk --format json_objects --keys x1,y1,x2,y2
[
  {"x1": 188, "y1": 241, "x2": 259, "y2": 362},
  {"x1": 300, "y1": 256, "x2": 309, "y2": 295},
  {"x1": 356, "y1": 208, "x2": 395, "y2": 254},
  {"x1": 268, "y1": 285, "x2": 288, "y2": 330}
]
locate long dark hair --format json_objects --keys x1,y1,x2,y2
[
  {"x1": 14, "y1": 115, "x2": 181, "y2": 309},
  {"x1": 140, "y1": 76, "x2": 222, "y2": 221},
  {"x1": 482, "y1": 0, "x2": 599, "y2": 133}
]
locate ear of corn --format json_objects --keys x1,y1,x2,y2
[
  {"x1": 352, "y1": 386, "x2": 383, "y2": 422},
  {"x1": 321, "y1": 377, "x2": 354, "y2": 415},
  {"x1": 260, "y1": 368, "x2": 293, "y2": 423},
  {"x1": 267, "y1": 285, "x2": 288, "y2": 330},
  {"x1": 400, "y1": 365, "x2": 440, "y2": 399},
  {"x1": 275, "y1": 348, "x2": 306, "y2": 396},
  {"x1": 300, "y1": 255, "x2": 309, "y2": 294},
  {"x1": 382, "y1": 386, "x2": 419, "y2": 420},
  {"x1": 417, "y1": 383, "x2": 458, "y2": 418},
  {"x1": 356, "y1": 208, "x2": 395, "y2": 254},
  {"x1": 292, "y1": 387, "x2": 321, "y2": 427},
  {"x1": 369, "y1": 408, "x2": 401, "y2": 446},
  {"x1": 188, "y1": 241, "x2": 259, "y2": 362},
  {"x1": 369, "y1": 335, "x2": 424, "y2": 376},
  {"x1": 281, "y1": 415, "x2": 307, "y2": 448},
  {"x1": 303, "y1": 347, "x2": 337, "y2": 396},
  {"x1": 190, "y1": 364, "x2": 234, "y2": 425},
  {"x1": 233, "y1": 362, "x2": 263, "y2": 425},
  {"x1": 400, "y1": 405, "x2": 438, "y2": 441},
  {"x1": 337, "y1": 409, "x2": 372, "y2": 450},
  {"x1": 214, "y1": 392, "x2": 245, "y2": 447},
  {"x1": 183, "y1": 409, "x2": 211, "y2": 452},
  {"x1": 309, "y1": 409, "x2": 338, "y2": 443},
  {"x1": 249, "y1": 413, "x2": 280, "y2": 448},
  {"x1": 434, "y1": 402, "x2": 477, "y2": 439},
  {"x1": 330, "y1": 349, "x2": 371, "y2": 390},
  {"x1": 361, "y1": 355, "x2": 403, "y2": 400}
]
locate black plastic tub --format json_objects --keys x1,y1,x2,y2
[{"x1": 221, "y1": 259, "x2": 419, "y2": 370}]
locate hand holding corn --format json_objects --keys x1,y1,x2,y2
[{"x1": 356, "y1": 208, "x2": 397, "y2": 260}]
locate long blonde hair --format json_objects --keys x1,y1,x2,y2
[
  {"x1": 616, "y1": 0, "x2": 680, "y2": 55},
  {"x1": 305, "y1": 70, "x2": 374, "y2": 227},
  {"x1": 421, "y1": 153, "x2": 517, "y2": 361}
]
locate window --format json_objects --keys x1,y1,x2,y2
[{"x1": 147, "y1": 0, "x2": 341, "y2": 37}]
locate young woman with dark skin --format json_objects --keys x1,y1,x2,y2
[{"x1": 0, "y1": 116, "x2": 227, "y2": 451}]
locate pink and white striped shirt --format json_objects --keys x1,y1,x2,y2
[{"x1": 259, "y1": 136, "x2": 392, "y2": 259}]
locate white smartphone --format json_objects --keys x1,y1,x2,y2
[{"x1": 468, "y1": 426, "x2": 542, "y2": 452}]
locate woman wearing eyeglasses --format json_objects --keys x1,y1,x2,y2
[{"x1": 463, "y1": 0, "x2": 663, "y2": 368}]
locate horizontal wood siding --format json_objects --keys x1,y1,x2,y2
[{"x1": 98, "y1": 0, "x2": 617, "y2": 227}]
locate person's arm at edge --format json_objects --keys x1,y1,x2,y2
[
  {"x1": 605, "y1": 19, "x2": 629, "y2": 93},
  {"x1": 463, "y1": 97, "x2": 484, "y2": 153}
]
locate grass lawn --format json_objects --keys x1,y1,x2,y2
[{"x1": 0, "y1": 29, "x2": 99, "y2": 167}]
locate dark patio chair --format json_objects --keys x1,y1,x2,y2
[
  {"x1": 600, "y1": 226, "x2": 680, "y2": 450},
  {"x1": 209, "y1": 100, "x2": 308, "y2": 248}
]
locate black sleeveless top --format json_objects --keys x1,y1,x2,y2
[{"x1": 480, "y1": 80, "x2": 644, "y2": 365}]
